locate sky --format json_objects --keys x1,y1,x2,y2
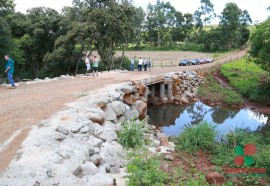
[{"x1": 14, "y1": 0, "x2": 270, "y2": 24}]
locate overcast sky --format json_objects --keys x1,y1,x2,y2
[{"x1": 14, "y1": 0, "x2": 270, "y2": 23}]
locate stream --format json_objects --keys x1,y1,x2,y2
[{"x1": 148, "y1": 101, "x2": 270, "y2": 137}]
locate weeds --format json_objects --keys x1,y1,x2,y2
[
  {"x1": 126, "y1": 149, "x2": 168, "y2": 186},
  {"x1": 176, "y1": 121, "x2": 218, "y2": 153},
  {"x1": 118, "y1": 119, "x2": 145, "y2": 148}
]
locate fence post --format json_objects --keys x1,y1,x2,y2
[
  {"x1": 171, "y1": 61, "x2": 172, "y2": 66},
  {"x1": 161, "y1": 61, "x2": 162, "y2": 67}
]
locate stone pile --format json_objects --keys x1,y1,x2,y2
[
  {"x1": 172, "y1": 71, "x2": 204, "y2": 104},
  {"x1": 0, "y1": 71, "x2": 203, "y2": 186},
  {"x1": 0, "y1": 82, "x2": 149, "y2": 186}
]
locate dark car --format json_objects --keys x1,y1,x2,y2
[
  {"x1": 191, "y1": 58, "x2": 200, "y2": 65},
  {"x1": 179, "y1": 59, "x2": 192, "y2": 66}
]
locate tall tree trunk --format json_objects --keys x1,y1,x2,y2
[
  {"x1": 120, "y1": 34, "x2": 128, "y2": 70},
  {"x1": 74, "y1": 43, "x2": 85, "y2": 76},
  {"x1": 158, "y1": 29, "x2": 161, "y2": 47}
]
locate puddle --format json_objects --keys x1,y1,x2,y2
[{"x1": 148, "y1": 102, "x2": 270, "y2": 137}]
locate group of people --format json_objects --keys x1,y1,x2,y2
[
  {"x1": 85, "y1": 55, "x2": 100, "y2": 77},
  {"x1": 130, "y1": 57, "x2": 152, "y2": 72}
]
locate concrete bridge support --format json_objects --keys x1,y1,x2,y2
[
  {"x1": 160, "y1": 83, "x2": 165, "y2": 101},
  {"x1": 151, "y1": 85, "x2": 155, "y2": 98}
]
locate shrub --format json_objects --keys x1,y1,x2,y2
[
  {"x1": 176, "y1": 122, "x2": 218, "y2": 153},
  {"x1": 118, "y1": 119, "x2": 145, "y2": 148},
  {"x1": 127, "y1": 149, "x2": 168, "y2": 186}
]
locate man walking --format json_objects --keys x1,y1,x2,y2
[
  {"x1": 143, "y1": 58, "x2": 148, "y2": 71},
  {"x1": 4, "y1": 55, "x2": 15, "y2": 88},
  {"x1": 138, "y1": 57, "x2": 143, "y2": 71},
  {"x1": 85, "y1": 55, "x2": 91, "y2": 76},
  {"x1": 92, "y1": 56, "x2": 99, "y2": 76}
]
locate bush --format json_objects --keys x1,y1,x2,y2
[
  {"x1": 176, "y1": 122, "x2": 218, "y2": 153},
  {"x1": 118, "y1": 119, "x2": 145, "y2": 148},
  {"x1": 127, "y1": 149, "x2": 168, "y2": 186}
]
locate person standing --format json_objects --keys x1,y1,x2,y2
[
  {"x1": 4, "y1": 55, "x2": 15, "y2": 88},
  {"x1": 148, "y1": 58, "x2": 152, "y2": 71},
  {"x1": 130, "y1": 57, "x2": 135, "y2": 71},
  {"x1": 85, "y1": 55, "x2": 91, "y2": 76},
  {"x1": 92, "y1": 56, "x2": 99, "y2": 76},
  {"x1": 138, "y1": 57, "x2": 143, "y2": 71},
  {"x1": 143, "y1": 58, "x2": 148, "y2": 71}
]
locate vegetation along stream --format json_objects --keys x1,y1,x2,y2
[{"x1": 148, "y1": 102, "x2": 270, "y2": 138}]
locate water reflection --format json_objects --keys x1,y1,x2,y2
[{"x1": 148, "y1": 102, "x2": 270, "y2": 137}]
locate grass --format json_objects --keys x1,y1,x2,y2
[
  {"x1": 174, "y1": 122, "x2": 270, "y2": 185},
  {"x1": 176, "y1": 122, "x2": 218, "y2": 153},
  {"x1": 198, "y1": 74, "x2": 244, "y2": 106},
  {"x1": 124, "y1": 121, "x2": 269, "y2": 185},
  {"x1": 118, "y1": 119, "x2": 145, "y2": 148},
  {"x1": 221, "y1": 58, "x2": 270, "y2": 105}
]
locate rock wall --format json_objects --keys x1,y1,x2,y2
[
  {"x1": 0, "y1": 71, "x2": 204, "y2": 186},
  {"x1": 147, "y1": 71, "x2": 204, "y2": 105},
  {"x1": 0, "y1": 83, "x2": 149, "y2": 186}
]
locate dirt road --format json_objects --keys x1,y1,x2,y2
[{"x1": 0, "y1": 50, "x2": 246, "y2": 172}]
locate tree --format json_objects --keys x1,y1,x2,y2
[
  {"x1": 250, "y1": 18, "x2": 270, "y2": 72},
  {"x1": 0, "y1": 0, "x2": 15, "y2": 17},
  {"x1": 17, "y1": 7, "x2": 61, "y2": 77},
  {"x1": 219, "y1": 2, "x2": 242, "y2": 50},
  {"x1": 194, "y1": 0, "x2": 215, "y2": 30}
]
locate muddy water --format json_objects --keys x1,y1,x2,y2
[{"x1": 148, "y1": 102, "x2": 270, "y2": 137}]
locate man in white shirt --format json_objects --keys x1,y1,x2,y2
[
  {"x1": 138, "y1": 57, "x2": 143, "y2": 71},
  {"x1": 85, "y1": 55, "x2": 91, "y2": 76}
]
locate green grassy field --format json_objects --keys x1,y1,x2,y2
[{"x1": 221, "y1": 58, "x2": 270, "y2": 105}]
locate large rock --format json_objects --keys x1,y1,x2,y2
[
  {"x1": 180, "y1": 97, "x2": 189, "y2": 104},
  {"x1": 86, "y1": 108, "x2": 105, "y2": 125},
  {"x1": 135, "y1": 100, "x2": 147, "y2": 119},
  {"x1": 98, "y1": 129, "x2": 117, "y2": 142},
  {"x1": 134, "y1": 84, "x2": 146, "y2": 96},
  {"x1": 86, "y1": 172, "x2": 113, "y2": 186},
  {"x1": 109, "y1": 91, "x2": 122, "y2": 101},
  {"x1": 89, "y1": 154, "x2": 102, "y2": 166},
  {"x1": 206, "y1": 172, "x2": 225, "y2": 186},
  {"x1": 96, "y1": 97, "x2": 109, "y2": 108},
  {"x1": 109, "y1": 101, "x2": 126, "y2": 116},
  {"x1": 157, "y1": 132, "x2": 169, "y2": 147},
  {"x1": 120, "y1": 84, "x2": 135, "y2": 94},
  {"x1": 104, "y1": 106, "x2": 117, "y2": 121},
  {"x1": 57, "y1": 125, "x2": 69, "y2": 135},
  {"x1": 99, "y1": 142, "x2": 124, "y2": 168},
  {"x1": 88, "y1": 135, "x2": 103, "y2": 148},
  {"x1": 124, "y1": 109, "x2": 139, "y2": 120},
  {"x1": 123, "y1": 94, "x2": 136, "y2": 105},
  {"x1": 81, "y1": 162, "x2": 98, "y2": 176},
  {"x1": 64, "y1": 158, "x2": 81, "y2": 176}
]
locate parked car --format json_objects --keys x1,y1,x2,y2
[
  {"x1": 199, "y1": 58, "x2": 207, "y2": 64},
  {"x1": 205, "y1": 57, "x2": 214, "y2": 63},
  {"x1": 179, "y1": 59, "x2": 192, "y2": 66},
  {"x1": 191, "y1": 58, "x2": 200, "y2": 65}
]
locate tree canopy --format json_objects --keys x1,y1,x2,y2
[{"x1": 0, "y1": 0, "x2": 263, "y2": 79}]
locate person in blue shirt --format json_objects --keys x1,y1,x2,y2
[{"x1": 4, "y1": 55, "x2": 15, "y2": 88}]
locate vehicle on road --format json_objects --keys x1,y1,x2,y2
[
  {"x1": 199, "y1": 58, "x2": 207, "y2": 64},
  {"x1": 179, "y1": 59, "x2": 192, "y2": 66},
  {"x1": 205, "y1": 57, "x2": 214, "y2": 63},
  {"x1": 191, "y1": 58, "x2": 200, "y2": 65}
]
